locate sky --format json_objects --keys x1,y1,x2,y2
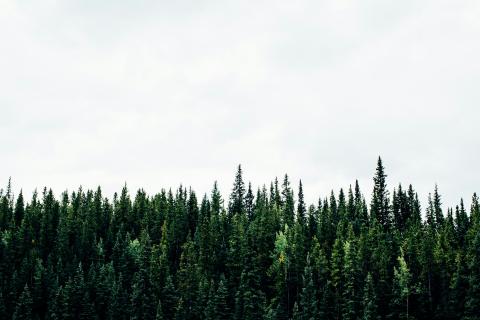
[{"x1": 1, "y1": 0, "x2": 479, "y2": 210}]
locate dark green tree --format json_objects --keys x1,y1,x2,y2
[
  {"x1": 13, "y1": 284, "x2": 32, "y2": 320},
  {"x1": 229, "y1": 165, "x2": 246, "y2": 218},
  {"x1": 297, "y1": 180, "x2": 306, "y2": 225},
  {"x1": 371, "y1": 157, "x2": 391, "y2": 230},
  {"x1": 362, "y1": 273, "x2": 379, "y2": 320}
]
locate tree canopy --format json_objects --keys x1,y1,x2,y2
[{"x1": 0, "y1": 158, "x2": 478, "y2": 319}]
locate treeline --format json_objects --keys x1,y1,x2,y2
[{"x1": 0, "y1": 158, "x2": 479, "y2": 320}]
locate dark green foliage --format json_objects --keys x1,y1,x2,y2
[
  {"x1": 464, "y1": 228, "x2": 480, "y2": 320},
  {"x1": 282, "y1": 174, "x2": 295, "y2": 227},
  {"x1": 13, "y1": 284, "x2": 32, "y2": 320},
  {"x1": 362, "y1": 273, "x2": 379, "y2": 320},
  {"x1": 229, "y1": 165, "x2": 246, "y2": 218},
  {"x1": 371, "y1": 157, "x2": 391, "y2": 230},
  {"x1": 0, "y1": 160, "x2": 476, "y2": 319},
  {"x1": 211, "y1": 275, "x2": 230, "y2": 320},
  {"x1": 298, "y1": 255, "x2": 317, "y2": 320},
  {"x1": 162, "y1": 275, "x2": 178, "y2": 319},
  {"x1": 297, "y1": 180, "x2": 306, "y2": 225}
]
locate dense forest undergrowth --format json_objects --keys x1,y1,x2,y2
[{"x1": 1, "y1": 158, "x2": 479, "y2": 319}]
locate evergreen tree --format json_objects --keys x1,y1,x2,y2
[
  {"x1": 244, "y1": 182, "x2": 254, "y2": 222},
  {"x1": 229, "y1": 165, "x2": 246, "y2": 218},
  {"x1": 299, "y1": 255, "x2": 317, "y2": 320},
  {"x1": 14, "y1": 190, "x2": 25, "y2": 227},
  {"x1": 162, "y1": 275, "x2": 178, "y2": 319},
  {"x1": 297, "y1": 180, "x2": 306, "y2": 225},
  {"x1": 464, "y1": 230, "x2": 480, "y2": 320},
  {"x1": 449, "y1": 252, "x2": 468, "y2": 318},
  {"x1": 433, "y1": 185, "x2": 444, "y2": 227},
  {"x1": 362, "y1": 273, "x2": 379, "y2": 320},
  {"x1": 331, "y1": 237, "x2": 344, "y2": 320},
  {"x1": 13, "y1": 284, "x2": 33, "y2": 320},
  {"x1": 269, "y1": 228, "x2": 289, "y2": 320},
  {"x1": 0, "y1": 159, "x2": 478, "y2": 320},
  {"x1": 212, "y1": 276, "x2": 230, "y2": 320},
  {"x1": 455, "y1": 200, "x2": 469, "y2": 247},
  {"x1": 342, "y1": 240, "x2": 358, "y2": 320},
  {"x1": 391, "y1": 250, "x2": 411, "y2": 320},
  {"x1": 0, "y1": 291, "x2": 6, "y2": 320},
  {"x1": 155, "y1": 300, "x2": 164, "y2": 320},
  {"x1": 371, "y1": 157, "x2": 391, "y2": 230},
  {"x1": 177, "y1": 236, "x2": 200, "y2": 319},
  {"x1": 282, "y1": 175, "x2": 295, "y2": 227}
]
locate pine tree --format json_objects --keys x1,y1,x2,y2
[
  {"x1": 426, "y1": 193, "x2": 436, "y2": 230},
  {"x1": 470, "y1": 193, "x2": 480, "y2": 227},
  {"x1": 282, "y1": 175, "x2": 295, "y2": 227},
  {"x1": 177, "y1": 236, "x2": 200, "y2": 319},
  {"x1": 433, "y1": 185, "x2": 444, "y2": 227},
  {"x1": 299, "y1": 255, "x2": 317, "y2": 320},
  {"x1": 155, "y1": 300, "x2": 164, "y2": 320},
  {"x1": 342, "y1": 240, "x2": 358, "y2": 320},
  {"x1": 0, "y1": 291, "x2": 6, "y2": 320},
  {"x1": 464, "y1": 229, "x2": 480, "y2": 320},
  {"x1": 273, "y1": 177, "x2": 282, "y2": 208},
  {"x1": 13, "y1": 284, "x2": 33, "y2": 320},
  {"x1": 229, "y1": 165, "x2": 246, "y2": 218},
  {"x1": 162, "y1": 275, "x2": 178, "y2": 319},
  {"x1": 212, "y1": 276, "x2": 230, "y2": 320},
  {"x1": 109, "y1": 274, "x2": 129, "y2": 320},
  {"x1": 455, "y1": 200, "x2": 469, "y2": 247},
  {"x1": 391, "y1": 250, "x2": 411, "y2": 320},
  {"x1": 449, "y1": 252, "x2": 467, "y2": 318},
  {"x1": 331, "y1": 237, "x2": 344, "y2": 320},
  {"x1": 234, "y1": 261, "x2": 266, "y2": 320},
  {"x1": 14, "y1": 190, "x2": 24, "y2": 227},
  {"x1": 297, "y1": 180, "x2": 306, "y2": 225},
  {"x1": 32, "y1": 258, "x2": 45, "y2": 319},
  {"x1": 269, "y1": 228, "x2": 289, "y2": 320},
  {"x1": 371, "y1": 157, "x2": 391, "y2": 230},
  {"x1": 245, "y1": 183, "x2": 254, "y2": 221},
  {"x1": 362, "y1": 274, "x2": 379, "y2": 320}
]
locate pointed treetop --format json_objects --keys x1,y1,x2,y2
[
  {"x1": 228, "y1": 165, "x2": 246, "y2": 217},
  {"x1": 297, "y1": 180, "x2": 306, "y2": 223}
]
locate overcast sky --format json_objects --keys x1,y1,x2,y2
[{"x1": 1, "y1": 0, "x2": 479, "y2": 210}]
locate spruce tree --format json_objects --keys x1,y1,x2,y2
[
  {"x1": 297, "y1": 180, "x2": 306, "y2": 225},
  {"x1": 212, "y1": 276, "x2": 230, "y2": 320},
  {"x1": 464, "y1": 230, "x2": 480, "y2": 320},
  {"x1": 391, "y1": 250, "x2": 411, "y2": 320},
  {"x1": 362, "y1": 273, "x2": 379, "y2": 320},
  {"x1": 449, "y1": 252, "x2": 468, "y2": 318},
  {"x1": 245, "y1": 182, "x2": 254, "y2": 221},
  {"x1": 342, "y1": 240, "x2": 358, "y2": 320},
  {"x1": 229, "y1": 165, "x2": 246, "y2": 218},
  {"x1": 13, "y1": 284, "x2": 33, "y2": 320},
  {"x1": 299, "y1": 255, "x2": 318, "y2": 320},
  {"x1": 0, "y1": 291, "x2": 6, "y2": 320},
  {"x1": 155, "y1": 300, "x2": 164, "y2": 320},
  {"x1": 371, "y1": 157, "x2": 391, "y2": 230},
  {"x1": 162, "y1": 275, "x2": 178, "y2": 320},
  {"x1": 433, "y1": 185, "x2": 444, "y2": 227},
  {"x1": 282, "y1": 175, "x2": 295, "y2": 227},
  {"x1": 269, "y1": 229, "x2": 289, "y2": 320},
  {"x1": 14, "y1": 190, "x2": 24, "y2": 227},
  {"x1": 331, "y1": 237, "x2": 344, "y2": 320}
]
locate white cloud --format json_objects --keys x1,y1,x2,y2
[{"x1": 0, "y1": 0, "x2": 479, "y2": 210}]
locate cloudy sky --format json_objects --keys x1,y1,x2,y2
[{"x1": 1, "y1": 0, "x2": 479, "y2": 210}]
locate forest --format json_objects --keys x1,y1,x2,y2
[{"x1": 0, "y1": 158, "x2": 479, "y2": 320}]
